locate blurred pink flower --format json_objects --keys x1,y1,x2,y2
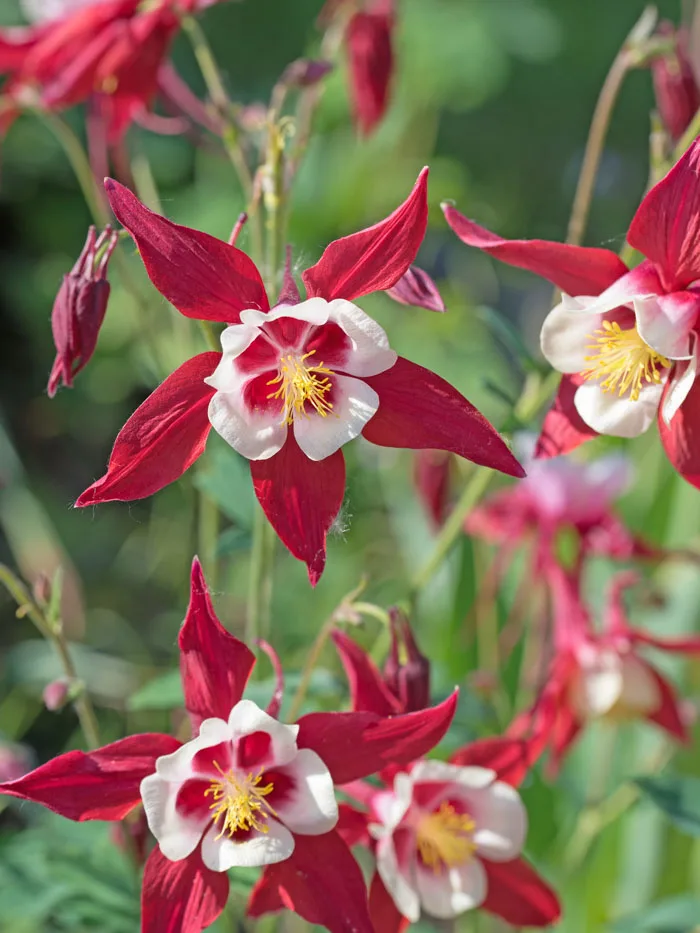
[{"x1": 0, "y1": 741, "x2": 32, "y2": 783}]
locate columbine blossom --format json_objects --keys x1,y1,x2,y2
[
  {"x1": 0, "y1": 559, "x2": 458, "y2": 933},
  {"x1": 75, "y1": 170, "x2": 523, "y2": 583},
  {"x1": 443, "y1": 138, "x2": 700, "y2": 488},
  {"x1": 510, "y1": 566, "x2": 700, "y2": 774}
]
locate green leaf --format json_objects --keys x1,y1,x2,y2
[
  {"x1": 610, "y1": 894, "x2": 700, "y2": 932},
  {"x1": 193, "y1": 439, "x2": 256, "y2": 528},
  {"x1": 127, "y1": 668, "x2": 183, "y2": 711},
  {"x1": 635, "y1": 775, "x2": 700, "y2": 837}
]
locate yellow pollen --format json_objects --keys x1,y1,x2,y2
[
  {"x1": 267, "y1": 350, "x2": 334, "y2": 424},
  {"x1": 416, "y1": 802, "x2": 476, "y2": 872},
  {"x1": 204, "y1": 762, "x2": 276, "y2": 839},
  {"x1": 581, "y1": 321, "x2": 670, "y2": 402},
  {"x1": 100, "y1": 75, "x2": 119, "y2": 95}
]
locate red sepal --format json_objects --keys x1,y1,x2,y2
[
  {"x1": 297, "y1": 690, "x2": 458, "y2": 785},
  {"x1": 332, "y1": 629, "x2": 400, "y2": 716},
  {"x1": 141, "y1": 845, "x2": 229, "y2": 933},
  {"x1": 250, "y1": 433, "x2": 345, "y2": 586},
  {"x1": 659, "y1": 371, "x2": 700, "y2": 489},
  {"x1": 105, "y1": 179, "x2": 269, "y2": 321},
  {"x1": 449, "y1": 736, "x2": 543, "y2": 788},
  {"x1": 535, "y1": 374, "x2": 599, "y2": 459},
  {"x1": 75, "y1": 352, "x2": 218, "y2": 506},
  {"x1": 247, "y1": 831, "x2": 374, "y2": 933},
  {"x1": 645, "y1": 664, "x2": 689, "y2": 742},
  {"x1": 481, "y1": 857, "x2": 562, "y2": 928},
  {"x1": 179, "y1": 558, "x2": 256, "y2": 732},
  {"x1": 442, "y1": 204, "x2": 628, "y2": 296},
  {"x1": 336, "y1": 801, "x2": 373, "y2": 847},
  {"x1": 369, "y1": 872, "x2": 410, "y2": 933},
  {"x1": 363, "y1": 357, "x2": 525, "y2": 478},
  {"x1": 0, "y1": 734, "x2": 181, "y2": 821},
  {"x1": 302, "y1": 168, "x2": 428, "y2": 302}
]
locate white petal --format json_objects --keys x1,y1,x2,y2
[
  {"x1": 662, "y1": 338, "x2": 698, "y2": 426},
  {"x1": 372, "y1": 773, "x2": 415, "y2": 833},
  {"x1": 327, "y1": 299, "x2": 397, "y2": 377},
  {"x1": 208, "y1": 391, "x2": 288, "y2": 461},
  {"x1": 273, "y1": 749, "x2": 338, "y2": 835},
  {"x1": 267, "y1": 297, "x2": 331, "y2": 326},
  {"x1": 216, "y1": 323, "x2": 262, "y2": 369},
  {"x1": 540, "y1": 295, "x2": 604, "y2": 374},
  {"x1": 411, "y1": 760, "x2": 496, "y2": 790},
  {"x1": 293, "y1": 374, "x2": 379, "y2": 461},
  {"x1": 200, "y1": 817, "x2": 294, "y2": 870},
  {"x1": 574, "y1": 381, "x2": 663, "y2": 438},
  {"x1": 570, "y1": 649, "x2": 623, "y2": 718},
  {"x1": 634, "y1": 294, "x2": 697, "y2": 361},
  {"x1": 375, "y1": 835, "x2": 421, "y2": 923},
  {"x1": 154, "y1": 718, "x2": 231, "y2": 782},
  {"x1": 582, "y1": 453, "x2": 634, "y2": 501},
  {"x1": 469, "y1": 781, "x2": 527, "y2": 862},
  {"x1": 228, "y1": 699, "x2": 299, "y2": 768},
  {"x1": 416, "y1": 858, "x2": 487, "y2": 919},
  {"x1": 140, "y1": 773, "x2": 207, "y2": 862},
  {"x1": 618, "y1": 656, "x2": 662, "y2": 715}
]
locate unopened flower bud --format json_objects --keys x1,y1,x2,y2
[
  {"x1": 47, "y1": 225, "x2": 118, "y2": 398},
  {"x1": 280, "y1": 58, "x2": 333, "y2": 89},
  {"x1": 43, "y1": 678, "x2": 70, "y2": 711},
  {"x1": 651, "y1": 23, "x2": 700, "y2": 141},
  {"x1": 386, "y1": 265, "x2": 446, "y2": 313},
  {"x1": 0, "y1": 740, "x2": 32, "y2": 782},
  {"x1": 32, "y1": 572, "x2": 51, "y2": 606},
  {"x1": 413, "y1": 450, "x2": 451, "y2": 527},
  {"x1": 346, "y1": 2, "x2": 394, "y2": 135},
  {"x1": 383, "y1": 607, "x2": 430, "y2": 712}
]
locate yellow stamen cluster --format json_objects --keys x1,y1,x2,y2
[
  {"x1": 581, "y1": 320, "x2": 670, "y2": 401},
  {"x1": 416, "y1": 802, "x2": 476, "y2": 872},
  {"x1": 267, "y1": 350, "x2": 334, "y2": 424},
  {"x1": 204, "y1": 762, "x2": 277, "y2": 839}
]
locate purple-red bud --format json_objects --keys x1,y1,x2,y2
[
  {"x1": 383, "y1": 608, "x2": 430, "y2": 712},
  {"x1": 414, "y1": 450, "x2": 452, "y2": 528},
  {"x1": 281, "y1": 58, "x2": 334, "y2": 89},
  {"x1": 43, "y1": 679, "x2": 70, "y2": 711},
  {"x1": 386, "y1": 265, "x2": 446, "y2": 313},
  {"x1": 651, "y1": 23, "x2": 700, "y2": 141},
  {"x1": 47, "y1": 225, "x2": 118, "y2": 398},
  {"x1": 0, "y1": 741, "x2": 32, "y2": 782},
  {"x1": 346, "y1": 6, "x2": 394, "y2": 135}
]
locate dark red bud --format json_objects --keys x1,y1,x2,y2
[
  {"x1": 651, "y1": 23, "x2": 700, "y2": 141},
  {"x1": 43, "y1": 679, "x2": 70, "y2": 711},
  {"x1": 413, "y1": 450, "x2": 452, "y2": 528},
  {"x1": 386, "y1": 265, "x2": 446, "y2": 313},
  {"x1": 281, "y1": 58, "x2": 334, "y2": 89},
  {"x1": 47, "y1": 225, "x2": 118, "y2": 398},
  {"x1": 383, "y1": 607, "x2": 430, "y2": 712},
  {"x1": 346, "y1": 9, "x2": 394, "y2": 136}
]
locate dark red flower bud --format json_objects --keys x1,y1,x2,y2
[
  {"x1": 43, "y1": 679, "x2": 70, "y2": 711},
  {"x1": 414, "y1": 449, "x2": 452, "y2": 527},
  {"x1": 47, "y1": 225, "x2": 118, "y2": 398},
  {"x1": 346, "y1": 2, "x2": 394, "y2": 136},
  {"x1": 110, "y1": 808, "x2": 149, "y2": 866},
  {"x1": 280, "y1": 58, "x2": 334, "y2": 89},
  {"x1": 386, "y1": 264, "x2": 446, "y2": 312},
  {"x1": 651, "y1": 23, "x2": 700, "y2": 141},
  {"x1": 383, "y1": 607, "x2": 430, "y2": 712}
]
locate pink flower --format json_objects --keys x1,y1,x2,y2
[
  {"x1": 511, "y1": 566, "x2": 700, "y2": 774},
  {"x1": 75, "y1": 171, "x2": 523, "y2": 583},
  {"x1": 443, "y1": 138, "x2": 700, "y2": 487},
  {"x1": 0, "y1": 558, "x2": 458, "y2": 933}
]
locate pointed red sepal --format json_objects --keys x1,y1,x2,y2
[
  {"x1": 362, "y1": 357, "x2": 525, "y2": 478},
  {"x1": 104, "y1": 178, "x2": 269, "y2": 322},
  {"x1": 256, "y1": 638, "x2": 285, "y2": 718},
  {"x1": 658, "y1": 370, "x2": 700, "y2": 489},
  {"x1": 369, "y1": 873, "x2": 411, "y2": 933},
  {"x1": 627, "y1": 138, "x2": 700, "y2": 291},
  {"x1": 645, "y1": 664, "x2": 690, "y2": 742},
  {"x1": 302, "y1": 168, "x2": 428, "y2": 302},
  {"x1": 277, "y1": 246, "x2": 301, "y2": 306},
  {"x1": 336, "y1": 802, "x2": 373, "y2": 848},
  {"x1": 0, "y1": 734, "x2": 181, "y2": 821},
  {"x1": 75, "y1": 352, "x2": 219, "y2": 506},
  {"x1": 250, "y1": 433, "x2": 346, "y2": 586},
  {"x1": 179, "y1": 558, "x2": 256, "y2": 733},
  {"x1": 332, "y1": 629, "x2": 400, "y2": 716},
  {"x1": 141, "y1": 845, "x2": 229, "y2": 933},
  {"x1": 535, "y1": 374, "x2": 599, "y2": 459},
  {"x1": 481, "y1": 857, "x2": 562, "y2": 928},
  {"x1": 297, "y1": 690, "x2": 458, "y2": 785},
  {"x1": 442, "y1": 203, "x2": 628, "y2": 296},
  {"x1": 449, "y1": 736, "x2": 544, "y2": 788},
  {"x1": 247, "y1": 831, "x2": 374, "y2": 933}
]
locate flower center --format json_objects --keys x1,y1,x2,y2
[
  {"x1": 416, "y1": 802, "x2": 476, "y2": 872},
  {"x1": 581, "y1": 321, "x2": 670, "y2": 402},
  {"x1": 204, "y1": 762, "x2": 277, "y2": 838},
  {"x1": 266, "y1": 349, "x2": 334, "y2": 424}
]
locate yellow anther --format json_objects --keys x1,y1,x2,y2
[
  {"x1": 416, "y1": 802, "x2": 476, "y2": 872},
  {"x1": 204, "y1": 762, "x2": 276, "y2": 839},
  {"x1": 581, "y1": 320, "x2": 670, "y2": 402},
  {"x1": 267, "y1": 350, "x2": 334, "y2": 424}
]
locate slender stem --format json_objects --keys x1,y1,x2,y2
[
  {"x1": 198, "y1": 491, "x2": 220, "y2": 590},
  {"x1": 246, "y1": 505, "x2": 268, "y2": 649},
  {"x1": 287, "y1": 615, "x2": 335, "y2": 723}
]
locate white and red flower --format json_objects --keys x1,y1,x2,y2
[
  {"x1": 443, "y1": 138, "x2": 700, "y2": 488},
  {"x1": 75, "y1": 170, "x2": 523, "y2": 583},
  {"x1": 0, "y1": 558, "x2": 459, "y2": 933}
]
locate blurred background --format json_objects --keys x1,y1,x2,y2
[{"x1": 1, "y1": 0, "x2": 700, "y2": 930}]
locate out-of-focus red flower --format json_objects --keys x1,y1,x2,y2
[
  {"x1": 47, "y1": 224, "x2": 117, "y2": 398},
  {"x1": 337, "y1": 740, "x2": 560, "y2": 932},
  {"x1": 651, "y1": 23, "x2": 700, "y2": 142},
  {"x1": 0, "y1": 558, "x2": 458, "y2": 933},
  {"x1": 510, "y1": 565, "x2": 700, "y2": 775},
  {"x1": 414, "y1": 449, "x2": 452, "y2": 527},
  {"x1": 74, "y1": 170, "x2": 523, "y2": 584},
  {"x1": 345, "y1": 0, "x2": 395, "y2": 135},
  {"x1": 443, "y1": 138, "x2": 700, "y2": 489},
  {"x1": 0, "y1": 740, "x2": 32, "y2": 783}
]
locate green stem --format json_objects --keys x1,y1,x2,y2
[
  {"x1": 198, "y1": 491, "x2": 220, "y2": 591},
  {"x1": 246, "y1": 505, "x2": 268, "y2": 649},
  {"x1": 287, "y1": 615, "x2": 335, "y2": 723}
]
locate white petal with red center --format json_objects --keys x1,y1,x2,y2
[
  {"x1": 570, "y1": 648, "x2": 623, "y2": 718},
  {"x1": 154, "y1": 717, "x2": 232, "y2": 782},
  {"x1": 574, "y1": 380, "x2": 663, "y2": 437},
  {"x1": 634, "y1": 292, "x2": 699, "y2": 361},
  {"x1": 662, "y1": 338, "x2": 699, "y2": 425},
  {"x1": 200, "y1": 816, "x2": 295, "y2": 871},
  {"x1": 467, "y1": 781, "x2": 527, "y2": 862},
  {"x1": 292, "y1": 374, "x2": 379, "y2": 461},
  {"x1": 415, "y1": 858, "x2": 487, "y2": 918},
  {"x1": 370, "y1": 773, "x2": 414, "y2": 834},
  {"x1": 327, "y1": 299, "x2": 398, "y2": 377},
  {"x1": 618, "y1": 656, "x2": 662, "y2": 715},
  {"x1": 241, "y1": 297, "x2": 331, "y2": 331},
  {"x1": 207, "y1": 391, "x2": 288, "y2": 461},
  {"x1": 140, "y1": 772, "x2": 209, "y2": 862},
  {"x1": 540, "y1": 295, "x2": 605, "y2": 374},
  {"x1": 271, "y1": 748, "x2": 338, "y2": 835},
  {"x1": 228, "y1": 700, "x2": 299, "y2": 768},
  {"x1": 375, "y1": 834, "x2": 421, "y2": 923}
]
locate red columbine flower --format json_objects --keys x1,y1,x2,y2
[
  {"x1": 75, "y1": 170, "x2": 523, "y2": 583},
  {"x1": 48, "y1": 224, "x2": 117, "y2": 397},
  {"x1": 443, "y1": 138, "x2": 700, "y2": 488},
  {"x1": 511, "y1": 565, "x2": 700, "y2": 774},
  {"x1": 0, "y1": 558, "x2": 458, "y2": 933}
]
